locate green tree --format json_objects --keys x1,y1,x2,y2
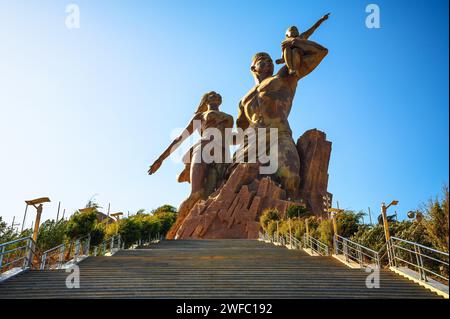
[
  {"x1": 0, "y1": 216, "x2": 18, "y2": 243},
  {"x1": 36, "y1": 219, "x2": 67, "y2": 251},
  {"x1": 151, "y1": 205, "x2": 177, "y2": 215},
  {"x1": 65, "y1": 209, "x2": 97, "y2": 240},
  {"x1": 286, "y1": 205, "x2": 311, "y2": 219},
  {"x1": 336, "y1": 210, "x2": 364, "y2": 238},
  {"x1": 423, "y1": 186, "x2": 449, "y2": 252}
]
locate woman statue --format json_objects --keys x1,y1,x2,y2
[{"x1": 148, "y1": 91, "x2": 234, "y2": 239}]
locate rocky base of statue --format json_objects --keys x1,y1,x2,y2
[
  {"x1": 168, "y1": 128, "x2": 332, "y2": 240},
  {"x1": 174, "y1": 163, "x2": 300, "y2": 239}
]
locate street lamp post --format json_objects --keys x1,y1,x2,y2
[
  {"x1": 381, "y1": 200, "x2": 398, "y2": 266},
  {"x1": 25, "y1": 197, "x2": 51, "y2": 242}
]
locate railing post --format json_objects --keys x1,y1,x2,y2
[
  {"x1": 40, "y1": 253, "x2": 47, "y2": 270},
  {"x1": 93, "y1": 246, "x2": 98, "y2": 256},
  {"x1": 59, "y1": 245, "x2": 65, "y2": 268},
  {"x1": 22, "y1": 241, "x2": 29, "y2": 269},
  {"x1": 374, "y1": 252, "x2": 379, "y2": 269},
  {"x1": 86, "y1": 235, "x2": 91, "y2": 256},
  {"x1": 358, "y1": 246, "x2": 363, "y2": 267},
  {"x1": 387, "y1": 239, "x2": 396, "y2": 267},
  {"x1": 0, "y1": 245, "x2": 5, "y2": 270},
  {"x1": 26, "y1": 238, "x2": 34, "y2": 269},
  {"x1": 414, "y1": 245, "x2": 427, "y2": 282},
  {"x1": 74, "y1": 239, "x2": 80, "y2": 262},
  {"x1": 343, "y1": 240, "x2": 349, "y2": 262},
  {"x1": 111, "y1": 237, "x2": 114, "y2": 252},
  {"x1": 333, "y1": 236, "x2": 338, "y2": 255}
]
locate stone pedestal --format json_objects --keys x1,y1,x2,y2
[{"x1": 175, "y1": 164, "x2": 299, "y2": 239}]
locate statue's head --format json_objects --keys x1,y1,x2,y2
[
  {"x1": 251, "y1": 52, "x2": 274, "y2": 82},
  {"x1": 195, "y1": 91, "x2": 222, "y2": 113},
  {"x1": 286, "y1": 26, "x2": 300, "y2": 38}
]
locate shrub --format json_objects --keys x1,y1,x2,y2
[
  {"x1": 266, "y1": 220, "x2": 278, "y2": 236},
  {"x1": 89, "y1": 223, "x2": 106, "y2": 246},
  {"x1": 260, "y1": 208, "x2": 280, "y2": 230},
  {"x1": 317, "y1": 219, "x2": 333, "y2": 247},
  {"x1": 153, "y1": 212, "x2": 177, "y2": 235},
  {"x1": 140, "y1": 215, "x2": 162, "y2": 239},
  {"x1": 286, "y1": 205, "x2": 311, "y2": 219},
  {"x1": 104, "y1": 222, "x2": 119, "y2": 239},
  {"x1": 118, "y1": 218, "x2": 142, "y2": 248},
  {"x1": 291, "y1": 218, "x2": 307, "y2": 240}
]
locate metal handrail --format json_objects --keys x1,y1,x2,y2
[
  {"x1": 0, "y1": 237, "x2": 36, "y2": 273},
  {"x1": 138, "y1": 233, "x2": 162, "y2": 246},
  {"x1": 285, "y1": 233, "x2": 302, "y2": 249},
  {"x1": 334, "y1": 235, "x2": 381, "y2": 268},
  {"x1": 303, "y1": 233, "x2": 329, "y2": 256},
  {"x1": 40, "y1": 235, "x2": 91, "y2": 270},
  {"x1": 391, "y1": 237, "x2": 449, "y2": 257},
  {"x1": 91, "y1": 235, "x2": 121, "y2": 256},
  {"x1": 389, "y1": 236, "x2": 449, "y2": 283}
]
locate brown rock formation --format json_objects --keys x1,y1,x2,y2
[
  {"x1": 175, "y1": 164, "x2": 300, "y2": 239},
  {"x1": 297, "y1": 129, "x2": 332, "y2": 217}
]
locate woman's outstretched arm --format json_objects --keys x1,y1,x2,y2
[{"x1": 148, "y1": 113, "x2": 200, "y2": 175}]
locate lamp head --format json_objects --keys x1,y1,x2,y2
[{"x1": 25, "y1": 197, "x2": 51, "y2": 206}]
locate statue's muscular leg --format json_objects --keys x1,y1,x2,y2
[{"x1": 166, "y1": 156, "x2": 208, "y2": 239}]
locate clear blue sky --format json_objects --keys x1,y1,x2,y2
[{"x1": 0, "y1": 0, "x2": 448, "y2": 228}]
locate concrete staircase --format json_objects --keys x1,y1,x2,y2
[{"x1": 0, "y1": 239, "x2": 441, "y2": 298}]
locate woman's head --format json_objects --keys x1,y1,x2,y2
[{"x1": 195, "y1": 91, "x2": 222, "y2": 113}]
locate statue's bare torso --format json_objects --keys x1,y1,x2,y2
[{"x1": 240, "y1": 71, "x2": 297, "y2": 134}]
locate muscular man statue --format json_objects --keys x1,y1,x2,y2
[{"x1": 235, "y1": 38, "x2": 328, "y2": 199}]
